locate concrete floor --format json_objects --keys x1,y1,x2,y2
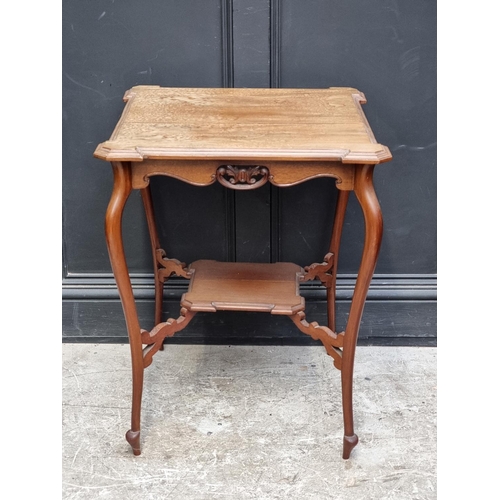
[{"x1": 62, "y1": 344, "x2": 436, "y2": 499}]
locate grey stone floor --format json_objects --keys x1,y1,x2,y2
[{"x1": 62, "y1": 344, "x2": 436, "y2": 499}]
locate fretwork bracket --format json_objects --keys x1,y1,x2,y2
[
  {"x1": 290, "y1": 311, "x2": 344, "y2": 370},
  {"x1": 141, "y1": 308, "x2": 196, "y2": 368},
  {"x1": 156, "y1": 249, "x2": 192, "y2": 282},
  {"x1": 301, "y1": 252, "x2": 335, "y2": 287}
]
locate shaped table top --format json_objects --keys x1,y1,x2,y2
[{"x1": 94, "y1": 86, "x2": 391, "y2": 164}]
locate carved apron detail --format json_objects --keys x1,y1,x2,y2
[{"x1": 216, "y1": 165, "x2": 269, "y2": 190}]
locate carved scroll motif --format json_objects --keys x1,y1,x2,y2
[
  {"x1": 156, "y1": 249, "x2": 191, "y2": 282},
  {"x1": 141, "y1": 308, "x2": 196, "y2": 368},
  {"x1": 216, "y1": 165, "x2": 269, "y2": 190},
  {"x1": 301, "y1": 252, "x2": 335, "y2": 287},
  {"x1": 290, "y1": 311, "x2": 344, "y2": 370}
]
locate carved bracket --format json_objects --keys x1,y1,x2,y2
[
  {"x1": 141, "y1": 308, "x2": 196, "y2": 368},
  {"x1": 301, "y1": 252, "x2": 335, "y2": 287},
  {"x1": 216, "y1": 165, "x2": 269, "y2": 190},
  {"x1": 290, "y1": 311, "x2": 344, "y2": 370},
  {"x1": 156, "y1": 249, "x2": 191, "y2": 282}
]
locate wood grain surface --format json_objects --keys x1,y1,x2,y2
[
  {"x1": 181, "y1": 260, "x2": 305, "y2": 315},
  {"x1": 94, "y1": 86, "x2": 391, "y2": 163}
]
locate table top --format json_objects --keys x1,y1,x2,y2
[{"x1": 94, "y1": 86, "x2": 391, "y2": 164}]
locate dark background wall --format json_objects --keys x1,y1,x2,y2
[{"x1": 62, "y1": 0, "x2": 436, "y2": 345}]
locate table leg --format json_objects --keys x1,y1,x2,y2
[
  {"x1": 341, "y1": 164, "x2": 383, "y2": 459},
  {"x1": 328, "y1": 190, "x2": 350, "y2": 332},
  {"x1": 140, "y1": 185, "x2": 165, "y2": 350},
  {"x1": 105, "y1": 161, "x2": 144, "y2": 456}
]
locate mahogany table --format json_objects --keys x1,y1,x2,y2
[{"x1": 94, "y1": 86, "x2": 392, "y2": 459}]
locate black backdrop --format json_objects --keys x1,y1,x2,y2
[{"x1": 62, "y1": 0, "x2": 436, "y2": 345}]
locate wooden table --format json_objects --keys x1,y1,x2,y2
[{"x1": 94, "y1": 86, "x2": 392, "y2": 459}]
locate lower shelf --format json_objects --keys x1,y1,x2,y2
[
  {"x1": 181, "y1": 260, "x2": 306, "y2": 315},
  {"x1": 143, "y1": 259, "x2": 344, "y2": 371}
]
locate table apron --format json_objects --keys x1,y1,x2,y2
[{"x1": 130, "y1": 160, "x2": 355, "y2": 190}]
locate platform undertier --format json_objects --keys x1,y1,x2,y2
[{"x1": 180, "y1": 260, "x2": 306, "y2": 315}]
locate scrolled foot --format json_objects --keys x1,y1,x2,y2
[
  {"x1": 126, "y1": 429, "x2": 141, "y2": 456},
  {"x1": 342, "y1": 434, "x2": 358, "y2": 459}
]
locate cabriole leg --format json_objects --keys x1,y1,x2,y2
[
  {"x1": 140, "y1": 185, "x2": 165, "y2": 349},
  {"x1": 328, "y1": 189, "x2": 350, "y2": 332},
  {"x1": 341, "y1": 165, "x2": 383, "y2": 459},
  {"x1": 105, "y1": 161, "x2": 144, "y2": 456}
]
